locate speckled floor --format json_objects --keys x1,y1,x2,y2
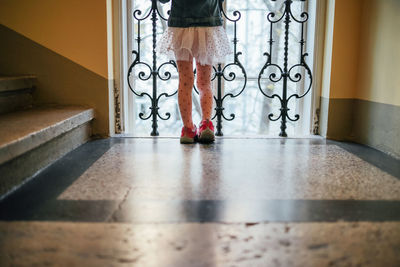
[
  {"x1": 58, "y1": 139, "x2": 400, "y2": 201},
  {"x1": 1, "y1": 137, "x2": 400, "y2": 266},
  {"x1": 1, "y1": 221, "x2": 399, "y2": 267}
]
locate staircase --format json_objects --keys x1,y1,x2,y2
[{"x1": 0, "y1": 76, "x2": 95, "y2": 199}]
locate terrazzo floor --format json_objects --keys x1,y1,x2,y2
[{"x1": 1, "y1": 137, "x2": 400, "y2": 266}]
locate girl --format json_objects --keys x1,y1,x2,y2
[{"x1": 157, "y1": 0, "x2": 232, "y2": 144}]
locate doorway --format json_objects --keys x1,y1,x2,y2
[{"x1": 118, "y1": 0, "x2": 321, "y2": 137}]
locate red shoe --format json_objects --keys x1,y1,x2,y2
[
  {"x1": 197, "y1": 119, "x2": 215, "y2": 143},
  {"x1": 180, "y1": 124, "x2": 198, "y2": 144}
]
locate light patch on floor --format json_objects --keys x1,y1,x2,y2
[{"x1": 57, "y1": 140, "x2": 400, "y2": 201}]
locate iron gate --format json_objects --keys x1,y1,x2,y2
[{"x1": 127, "y1": 0, "x2": 313, "y2": 137}]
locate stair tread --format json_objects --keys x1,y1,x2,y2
[
  {"x1": 0, "y1": 75, "x2": 36, "y2": 93},
  {"x1": 0, "y1": 104, "x2": 94, "y2": 165}
]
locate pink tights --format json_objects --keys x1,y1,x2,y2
[{"x1": 176, "y1": 58, "x2": 213, "y2": 129}]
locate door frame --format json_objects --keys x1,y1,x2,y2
[
  {"x1": 111, "y1": 0, "x2": 329, "y2": 136},
  {"x1": 309, "y1": 0, "x2": 328, "y2": 135},
  {"x1": 110, "y1": 0, "x2": 134, "y2": 136}
]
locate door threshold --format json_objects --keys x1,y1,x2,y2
[{"x1": 112, "y1": 134, "x2": 324, "y2": 139}]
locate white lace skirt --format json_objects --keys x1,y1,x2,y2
[{"x1": 157, "y1": 26, "x2": 232, "y2": 66}]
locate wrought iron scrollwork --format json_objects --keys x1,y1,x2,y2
[
  {"x1": 127, "y1": 0, "x2": 312, "y2": 137},
  {"x1": 194, "y1": 2, "x2": 247, "y2": 136},
  {"x1": 258, "y1": 0, "x2": 312, "y2": 137},
  {"x1": 127, "y1": 0, "x2": 177, "y2": 136}
]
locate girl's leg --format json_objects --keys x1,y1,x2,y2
[
  {"x1": 195, "y1": 61, "x2": 213, "y2": 121},
  {"x1": 176, "y1": 59, "x2": 195, "y2": 129}
]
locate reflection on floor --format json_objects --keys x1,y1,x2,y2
[{"x1": 0, "y1": 137, "x2": 399, "y2": 266}]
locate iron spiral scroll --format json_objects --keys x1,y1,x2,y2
[
  {"x1": 258, "y1": 0, "x2": 313, "y2": 137},
  {"x1": 192, "y1": 1, "x2": 247, "y2": 136},
  {"x1": 127, "y1": 0, "x2": 177, "y2": 136}
]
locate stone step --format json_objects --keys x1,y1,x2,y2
[
  {"x1": 0, "y1": 75, "x2": 36, "y2": 115},
  {"x1": 0, "y1": 104, "x2": 95, "y2": 198}
]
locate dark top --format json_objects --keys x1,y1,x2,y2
[{"x1": 158, "y1": 0, "x2": 224, "y2": 27}]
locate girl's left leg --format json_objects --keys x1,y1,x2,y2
[{"x1": 195, "y1": 61, "x2": 213, "y2": 121}]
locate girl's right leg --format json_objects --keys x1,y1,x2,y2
[{"x1": 176, "y1": 58, "x2": 195, "y2": 129}]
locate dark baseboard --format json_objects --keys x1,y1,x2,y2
[
  {"x1": 320, "y1": 96, "x2": 400, "y2": 159},
  {"x1": 351, "y1": 98, "x2": 400, "y2": 159}
]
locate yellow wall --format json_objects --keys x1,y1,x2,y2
[
  {"x1": 0, "y1": 0, "x2": 108, "y2": 78},
  {"x1": 357, "y1": 0, "x2": 400, "y2": 106},
  {"x1": 325, "y1": 0, "x2": 400, "y2": 106},
  {"x1": 328, "y1": 0, "x2": 362, "y2": 99},
  {"x1": 0, "y1": 0, "x2": 113, "y2": 136}
]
